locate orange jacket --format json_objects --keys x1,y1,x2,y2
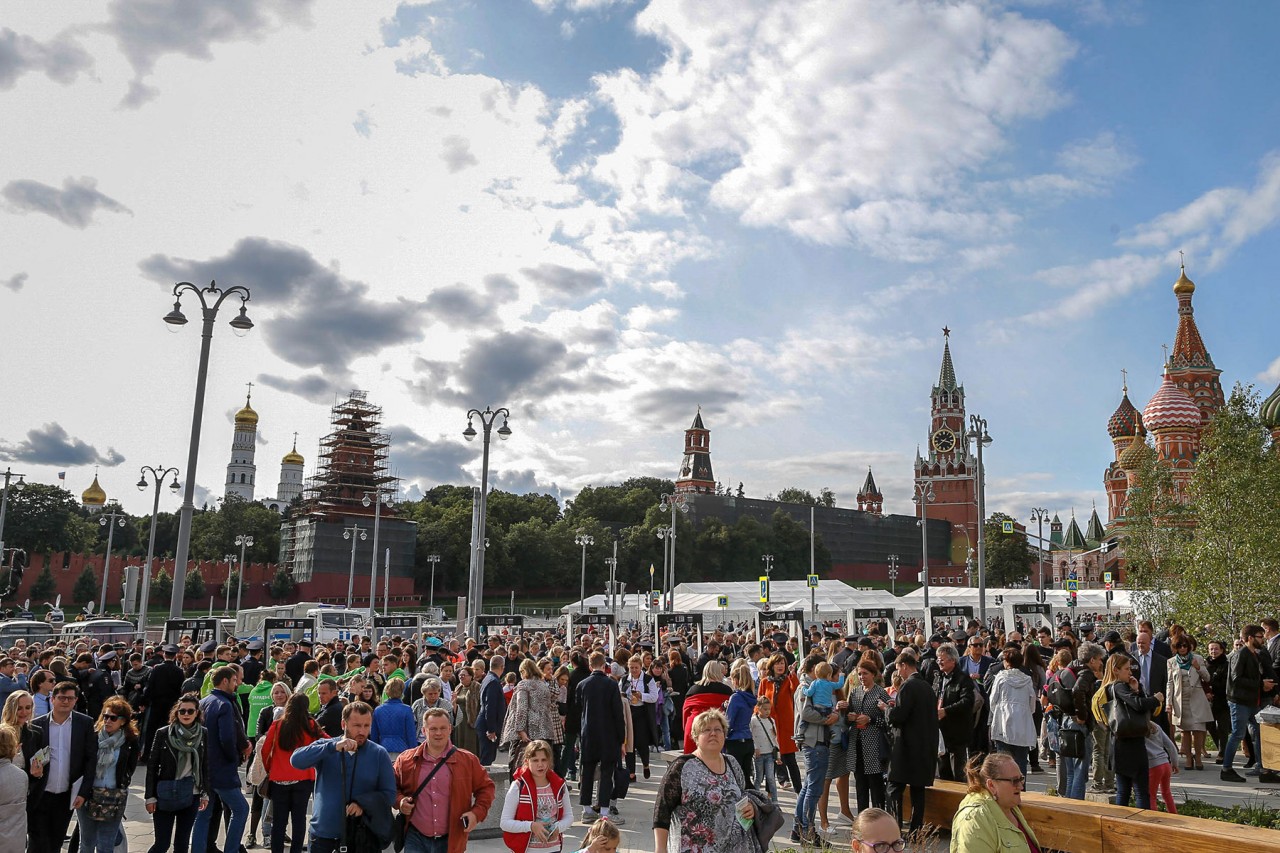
[{"x1": 393, "y1": 744, "x2": 496, "y2": 853}]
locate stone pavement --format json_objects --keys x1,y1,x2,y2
[{"x1": 111, "y1": 751, "x2": 1277, "y2": 853}]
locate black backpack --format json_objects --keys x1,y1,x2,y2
[{"x1": 1047, "y1": 665, "x2": 1078, "y2": 716}]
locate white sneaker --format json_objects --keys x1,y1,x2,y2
[
  {"x1": 580, "y1": 807, "x2": 600, "y2": 823},
  {"x1": 831, "y1": 812, "x2": 854, "y2": 825},
  {"x1": 605, "y1": 810, "x2": 626, "y2": 826}
]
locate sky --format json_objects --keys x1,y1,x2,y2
[{"x1": 2, "y1": 0, "x2": 1279, "y2": 528}]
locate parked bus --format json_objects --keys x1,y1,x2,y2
[
  {"x1": 234, "y1": 603, "x2": 366, "y2": 644},
  {"x1": 61, "y1": 618, "x2": 137, "y2": 646}
]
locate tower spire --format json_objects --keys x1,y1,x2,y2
[{"x1": 937, "y1": 327, "x2": 957, "y2": 391}]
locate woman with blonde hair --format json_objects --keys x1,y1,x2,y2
[
  {"x1": 78, "y1": 697, "x2": 142, "y2": 853},
  {"x1": 1, "y1": 689, "x2": 38, "y2": 771},
  {"x1": 1101, "y1": 653, "x2": 1162, "y2": 808},
  {"x1": 0, "y1": 725, "x2": 28, "y2": 848},
  {"x1": 654, "y1": 710, "x2": 755, "y2": 853},
  {"x1": 724, "y1": 664, "x2": 757, "y2": 786},
  {"x1": 950, "y1": 752, "x2": 1039, "y2": 852},
  {"x1": 503, "y1": 658, "x2": 559, "y2": 777},
  {"x1": 452, "y1": 666, "x2": 481, "y2": 752},
  {"x1": 680, "y1": 661, "x2": 732, "y2": 752}
]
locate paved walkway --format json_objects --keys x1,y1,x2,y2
[{"x1": 112, "y1": 751, "x2": 1277, "y2": 853}]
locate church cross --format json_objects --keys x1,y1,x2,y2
[
  {"x1": 1121, "y1": 368, "x2": 1128, "y2": 394},
  {"x1": 245, "y1": 380, "x2": 254, "y2": 403}
]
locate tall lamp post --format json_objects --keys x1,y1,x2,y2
[
  {"x1": 604, "y1": 551, "x2": 618, "y2": 617},
  {"x1": 135, "y1": 466, "x2": 179, "y2": 639},
  {"x1": 234, "y1": 534, "x2": 254, "y2": 613},
  {"x1": 98, "y1": 504, "x2": 127, "y2": 616},
  {"x1": 968, "y1": 414, "x2": 993, "y2": 622},
  {"x1": 659, "y1": 493, "x2": 688, "y2": 611},
  {"x1": 575, "y1": 530, "x2": 594, "y2": 613},
  {"x1": 463, "y1": 406, "x2": 511, "y2": 635},
  {"x1": 1029, "y1": 507, "x2": 1050, "y2": 599},
  {"x1": 0, "y1": 468, "x2": 27, "y2": 575},
  {"x1": 426, "y1": 554, "x2": 440, "y2": 612},
  {"x1": 363, "y1": 489, "x2": 393, "y2": 618},
  {"x1": 761, "y1": 553, "x2": 774, "y2": 606},
  {"x1": 343, "y1": 524, "x2": 367, "y2": 609},
  {"x1": 222, "y1": 554, "x2": 237, "y2": 613},
  {"x1": 887, "y1": 554, "x2": 899, "y2": 596},
  {"x1": 163, "y1": 280, "x2": 253, "y2": 617},
  {"x1": 655, "y1": 526, "x2": 671, "y2": 609},
  {"x1": 914, "y1": 478, "x2": 936, "y2": 613}
]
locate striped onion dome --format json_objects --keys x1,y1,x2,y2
[
  {"x1": 1262, "y1": 383, "x2": 1280, "y2": 430},
  {"x1": 1118, "y1": 429, "x2": 1155, "y2": 470},
  {"x1": 1143, "y1": 375, "x2": 1201, "y2": 432},
  {"x1": 1107, "y1": 392, "x2": 1140, "y2": 439}
]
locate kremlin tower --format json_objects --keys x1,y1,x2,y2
[
  {"x1": 225, "y1": 386, "x2": 258, "y2": 501},
  {"x1": 674, "y1": 409, "x2": 716, "y2": 495},
  {"x1": 856, "y1": 467, "x2": 883, "y2": 515}
]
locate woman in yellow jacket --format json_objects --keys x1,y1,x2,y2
[{"x1": 950, "y1": 752, "x2": 1042, "y2": 853}]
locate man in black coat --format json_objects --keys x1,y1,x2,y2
[
  {"x1": 932, "y1": 643, "x2": 975, "y2": 782},
  {"x1": 71, "y1": 651, "x2": 112, "y2": 720},
  {"x1": 28, "y1": 681, "x2": 99, "y2": 853},
  {"x1": 314, "y1": 678, "x2": 345, "y2": 737},
  {"x1": 576, "y1": 651, "x2": 626, "y2": 823},
  {"x1": 474, "y1": 655, "x2": 506, "y2": 766},
  {"x1": 142, "y1": 644, "x2": 187, "y2": 757},
  {"x1": 285, "y1": 639, "x2": 313, "y2": 686},
  {"x1": 886, "y1": 650, "x2": 938, "y2": 835},
  {"x1": 1133, "y1": 631, "x2": 1170, "y2": 734},
  {"x1": 561, "y1": 651, "x2": 591, "y2": 780}
]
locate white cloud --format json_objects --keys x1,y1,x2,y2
[{"x1": 1259, "y1": 355, "x2": 1280, "y2": 384}]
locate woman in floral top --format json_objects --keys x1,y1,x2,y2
[{"x1": 654, "y1": 709, "x2": 755, "y2": 853}]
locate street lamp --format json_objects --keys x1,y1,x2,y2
[
  {"x1": 135, "y1": 465, "x2": 179, "y2": 639},
  {"x1": 968, "y1": 414, "x2": 993, "y2": 622},
  {"x1": 914, "y1": 478, "x2": 936, "y2": 613},
  {"x1": 761, "y1": 553, "x2": 774, "y2": 606},
  {"x1": 343, "y1": 524, "x2": 367, "y2": 609},
  {"x1": 655, "y1": 525, "x2": 671, "y2": 610},
  {"x1": 659, "y1": 493, "x2": 688, "y2": 611},
  {"x1": 0, "y1": 468, "x2": 26, "y2": 580},
  {"x1": 1029, "y1": 507, "x2": 1050, "y2": 599},
  {"x1": 575, "y1": 530, "x2": 594, "y2": 613},
  {"x1": 234, "y1": 534, "x2": 254, "y2": 613},
  {"x1": 953, "y1": 523, "x2": 974, "y2": 587},
  {"x1": 222, "y1": 553, "x2": 237, "y2": 613},
  {"x1": 163, "y1": 280, "x2": 253, "y2": 617},
  {"x1": 887, "y1": 554, "x2": 899, "y2": 596},
  {"x1": 98, "y1": 504, "x2": 127, "y2": 616},
  {"x1": 426, "y1": 554, "x2": 440, "y2": 612},
  {"x1": 363, "y1": 489, "x2": 393, "y2": 618},
  {"x1": 463, "y1": 405, "x2": 511, "y2": 635},
  {"x1": 604, "y1": 553, "x2": 618, "y2": 617}
]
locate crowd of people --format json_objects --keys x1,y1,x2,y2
[{"x1": 0, "y1": 611, "x2": 1273, "y2": 853}]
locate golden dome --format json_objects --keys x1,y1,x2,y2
[
  {"x1": 282, "y1": 438, "x2": 304, "y2": 466},
  {"x1": 82, "y1": 475, "x2": 107, "y2": 506},
  {"x1": 1173, "y1": 264, "x2": 1195, "y2": 296},
  {"x1": 1118, "y1": 428, "x2": 1155, "y2": 471},
  {"x1": 235, "y1": 391, "x2": 258, "y2": 426}
]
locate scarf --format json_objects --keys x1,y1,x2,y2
[
  {"x1": 96, "y1": 728, "x2": 126, "y2": 783},
  {"x1": 168, "y1": 720, "x2": 204, "y2": 781},
  {"x1": 1176, "y1": 652, "x2": 1194, "y2": 671}
]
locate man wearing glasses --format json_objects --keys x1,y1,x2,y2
[
  {"x1": 27, "y1": 681, "x2": 99, "y2": 853},
  {"x1": 1221, "y1": 624, "x2": 1276, "y2": 782}
]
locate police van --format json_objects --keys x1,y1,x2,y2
[{"x1": 234, "y1": 602, "x2": 366, "y2": 644}]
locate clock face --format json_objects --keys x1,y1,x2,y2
[{"x1": 932, "y1": 428, "x2": 956, "y2": 452}]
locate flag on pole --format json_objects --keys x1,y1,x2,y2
[{"x1": 57, "y1": 471, "x2": 66, "y2": 480}]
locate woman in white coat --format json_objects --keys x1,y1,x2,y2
[
  {"x1": 1167, "y1": 635, "x2": 1214, "y2": 769},
  {"x1": 987, "y1": 647, "x2": 1039, "y2": 775},
  {"x1": 0, "y1": 724, "x2": 28, "y2": 853}
]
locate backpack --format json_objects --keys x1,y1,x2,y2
[{"x1": 1047, "y1": 665, "x2": 1079, "y2": 716}]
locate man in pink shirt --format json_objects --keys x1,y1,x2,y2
[{"x1": 394, "y1": 708, "x2": 496, "y2": 853}]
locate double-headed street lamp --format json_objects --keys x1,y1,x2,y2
[
  {"x1": 655, "y1": 526, "x2": 671, "y2": 608},
  {"x1": 135, "y1": 465, "x2": 179, "y2": 639},
  {"x1": 426, "y1": 554, "x2": 441, "y2": 612},
  {"x1": 222, "y1": 553, "x2": 237, "y2": 613},
  {"x1": 604, "y1": 552, "x2": 618, "y2": 617},
  {"x1": 1029, "y1": 507, "x2": 1050, "y2": 598},
  {"x1": 575, "y1": 530, "x2": 594, "y2": 613},
  {"x1": 234, "y1": 533, "x2": 254, "y2": 613},
  {"x1": 659, "y1": 493, "x2": 688, "y2": 611},
  {"x1": 914, "y1": 478, "x2": 936, "y2": 613},
  {"x1": 343, "y1": 524, "x2": 367, "y2": 609},
  {"x1": 463, "y1": 406, "x2": 511, "y2": 634},
  {"x1": 363, "y1": 489, "x2": 393, "y2": 618},
  {"x1": 0, "y1": 468, "x2": 26, "y2": 577},
  {"x1": 968, "y1": 414, "x2": 993, "y2": 622},
  {"x1": 163, "y1": 280, "x2": 253, "y2": 617},
  {"x1": 98, "y1": 504, "x2": 127, "y2": 616},
  {"x1": 887, "y1": 554, "x2": 899, "y2": 596}
]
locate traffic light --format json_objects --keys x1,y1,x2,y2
[{"x1": 1069, "y1": 590, "x2": 1078, "y2": 608}]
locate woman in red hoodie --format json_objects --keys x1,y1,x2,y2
[
  {"x1": 259, "y1": 693, "x2": 324, "y2": 853},
  {"x1": 499, "y1": 739, "x2": 574, "y2": 853},
  {"x1": 681, "y1": 660, "x2": 733, "y2": 753}
]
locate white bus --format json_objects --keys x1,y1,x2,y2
[
  {"x1": 61, "y1": 618, "x2": 137, "y2": 646},
  {"x1": 234, "y1": 603, "x2": 366, "y2": 644}
]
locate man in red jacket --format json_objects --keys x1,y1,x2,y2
[{"x1": 395, "y1": 708, "x2": 496, "y2": 853}]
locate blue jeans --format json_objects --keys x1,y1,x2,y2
[
  {"x1": 794, "y1": 743, "x2": 828, "y2": 831},
  {"x1": 1063, "y1": 732, "x2": 1092, "y2": 800},
  {"x1": 754, "y1": 753, "x2": 778, "y2": 802},
  {"x1": 1223, "y1": 701, "x2": 1260, "y2": 771},
  {"x1": 993, "y1": 741, "x2": 1029, "y2": 776},
  {"x1": 1115, "y1": 770, "x2": 1150, "y2": 809},
  {"x1": 404, "y1": 827, "x2": 450, "y2": 853},
  {"x1": 75, "y1": 808, "x2": 124, "y2": 853},
  {"x1": 192, "y1": 785, "x2": 249, "y2": 853}
]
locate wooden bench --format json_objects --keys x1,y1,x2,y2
[{"x1": 908, "y1": 780, "x2": 1280, "y2": 852}]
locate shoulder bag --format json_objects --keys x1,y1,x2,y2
[
  {"x1": 87, "y1": 785, "x2": 129, "y2": 822},
  {"x1": 392, "y1": 748, "x2": 455, "y2": 853},
  {"x1": 1106, "y1": 684, "x2": 1151, "y2": 738}
]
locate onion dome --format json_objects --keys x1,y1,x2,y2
[
  {"x1": 1262, "y1": 382, "x2": 1280, "y2": 430},
  {"x1": 234, "y1": 394, "x2": 258, "y2": 426},
  {"x1": 1173, "y1": 264, "x2": 1195, "y2": 296},
  {"x1": 1107, "y1": 392, "x2": 1140, "y2": 439},
  {"x1": 82, "y1": 475, "x2": 107, "y2": 506},
  {"x1": 1118, "y1": 428, "x2": 1155, "y2": 470},
  {"x1": 282, "y1": 437, "x2": 304, "y2": 466},
  {"x1": 1143, "y1": 374, "x2": 1200, "y2": 432}
]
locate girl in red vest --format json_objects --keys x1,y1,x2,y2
[{"x1": 500, "y1": 740, "x2": 574, "y2": 853}]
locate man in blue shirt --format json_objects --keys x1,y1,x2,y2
[
  {"x1": 293, "y1": 700, "x2": 396, "y2": 853},
  {"x1": 0, "y1": 657, "x2": 28, "y2": 707},
  {"x1": 192, "y1": 665, "x2": 251, "y2": 853}
]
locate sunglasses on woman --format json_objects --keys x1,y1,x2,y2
[
  {"x1": 101, "y1": 714, "x2": 122, "y2": 722},
  {"x1": 177, "y1": 708, "x2": 198, "y2": 716}
]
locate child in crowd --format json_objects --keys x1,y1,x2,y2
[
  {"x1": 1146, "y1": 721, "x2": 1180, "y2": 813},
  {"x1": 750, "y1": 696, "x2": 780, "y2": 802},
  {"x1": 798, "y1": 661, "x2": 846, "y2": 737},
  {"x1": 571, "y1": 818, "x2": 621, "y2": 853},
  {"x1": 500, "y1": 739, "x2": 575, "y2": 853},
  {"x1": 503, "y1": 671, "x2": 519, "y2": 705}
]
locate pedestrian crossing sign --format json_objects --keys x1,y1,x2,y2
[
  {"x1": 1103, "y1": 571, "x2": 1112, "y2": 583},
  {"x1": 717, "y1": 595, "x2": 728, "y2": 608},
  {"x1": 1002, "y1": 520, "x2": 1014, "y2": 534},
  {"x1": 807, "y1": 574, "x2": 819, "y2": 588},
  {"x1": 1066, "y1": 579, "x2": 1079, "y2": 591}
]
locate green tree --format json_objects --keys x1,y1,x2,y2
[
  {"x1": 150, "y1": 569, "x2": 173, "y2": 605},
  {"x1": 1, "y1": 484, "x2": 87, "y2": 553},
  {"x1": 184, "y1": 567, "x2": 206, "y2": 600},
  {"x1": 72, "y1": 565, "x2": 98, "y2": 605},
  {"x1": 775, "y1": 487, "x2": 816, "y2": 505},
  {"x1": 983, "y1": 512, "x2": 1034, "y2": 587},
  {"x1": 1118, "y1": 433, "x2": 1194, "y2": 627},
  {"x1": 268, "y1": 566, "x2": 295, "y2": 600},
  {"x1": 29, "y1": 565, "x2": 58, "y2": 601}
]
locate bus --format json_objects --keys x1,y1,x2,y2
[
  {"x1": 0, "y1": 619, "x2": 59, "y2": 646},
  {"x1": 61, "y1": 618, "x2": 138, "y2": 646},
  {"x1": 234, "y1": 603, "x2": 367, "y2": 644}
]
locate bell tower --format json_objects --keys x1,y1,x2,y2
[
  {"x1": 225, "y1": 383, "x2": 258, "y2": 501},
  {"x1": 674, "y1": 408, "x2": 715, "y2": 495}
]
